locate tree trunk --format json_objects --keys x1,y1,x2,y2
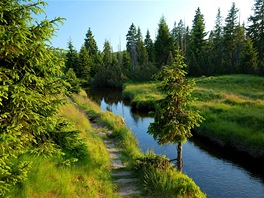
[{"x1": 177, "y1": 142, "x2": 183, "y2": 172}]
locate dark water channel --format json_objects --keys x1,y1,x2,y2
[{"x1": 89, "y1": 88, "x2": 264, "y2": 198}]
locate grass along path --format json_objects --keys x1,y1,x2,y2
[
  {"x1": 72, "y1": 91, "x2": 206, "y2": 198},
  {"x1": 90, "y1": 121, "x2": 142, "y2": 197}
]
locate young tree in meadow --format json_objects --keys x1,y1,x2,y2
[
  {"x1": 148, "y1": 49, "x2": 203, "y2": 172},
  {"x1": 0, "y1": 0, "x2": 67, "y2": 195},
  {"x1": 154, "y1": 16, "x2": 174, "y2": 68},
  {"x1": 247, "y1": 0, "x2": 264, "y2": 75}
]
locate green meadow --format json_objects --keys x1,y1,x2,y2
[{"x1": 123, "y1": 74, "x2": 264, "y2": 158}]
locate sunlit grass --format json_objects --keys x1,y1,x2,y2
[
  {"x1": 123, "y1": 74, "x2": 264, "y2": 157},
  {"x1": 10, "y1": 100, "x2": 119, "y2": 198},
  {"x1": 72, "y1": 90, "x2": 205, "y2": 197}
]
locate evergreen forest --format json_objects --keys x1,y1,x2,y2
[{"x1": 65, "y1": 1, "x2": 264, "y2": 89}]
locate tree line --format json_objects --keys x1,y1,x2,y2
[{"x1": 65, "y1": 1, "x2": 264, "y2": 89}]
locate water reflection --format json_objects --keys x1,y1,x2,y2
[{"x1": 89, "y1": 88, "x2": 264, "y2": 198}]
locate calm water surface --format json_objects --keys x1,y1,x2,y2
[{"x1": 90, "y1": 89, "x2": 264, "y2": 198}]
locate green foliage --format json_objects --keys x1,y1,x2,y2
[
  {"x1": 65, "y1": 40, "x2": 79, "y2": 73},
  {"x1": 64, "y1": 68, "x2": 81, "y2": 93},
  {"x1": 148, "y1": 49, "x2": 203, "y2": 144},
  {"x1": 154, "y1": 16, "x2": 174, "y2": 67},
  {"x1": 0, "y1": 0, "x2": 68, "y2": 195},
  {"x1": 9, "y1": 101, "x2": 118, "y2": 197},
  {"x1": 247, "y1": 0, "x2": 264, "y2": 72},
  {"x1": 135, "y1": 152, "x2": 206, "y2": 198},
  {"x1": 78, "y1": 45, "x2": 91, "y2": 83},
  {"x1": 144, "y1": 30, "x2": 155, "y2": 63},
  {"x1": 188, "y1": 7, "x2": 207, "y2": 76}
]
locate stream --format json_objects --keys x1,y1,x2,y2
[{"x1": 90, "y1": 88, "x2": 264, "y2": 198}]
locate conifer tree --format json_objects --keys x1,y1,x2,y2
[
  {"x1": 148, "y1": 49, "x2": 203, "y2": 172},
  {"x1": 84, "y1": 27, "x2": 99, "y2": 77},
  {"x1": 65, "y1": 40, "x2": 79, "y2": 74},
  {"x1": 223, "y1": 3, "x2": 239, "y2": 73},
  {"x1": 103, "y1": 40, "x2": 112, "y2": 66},
  {"x1": 188, "y1": 7, "x2": 207, "y2": 76},
  {"x1": 0, "y1": 0, "x2": 67, "y2": 195},
  {"x1": 247, "y1": 0, "x2": 264, "y2": 75},
  {"x1": 126, "y1": 23, "x2": 137, "y2": 70},
  {"x1": 154, "y1": 16, "x2": 174, "y2": 68},
  {"x1": 212, "y1": 8, "x2": 224, "y2": 74},
  {"x1": 144, "y1": 30, "x2": 155, "y2": 64},
  {"x1": 136, "y1": 27, "x2": 148, "y2": 68},
  {"x1": 78, "y1": 45, "x2": 91, "y2": 83}
]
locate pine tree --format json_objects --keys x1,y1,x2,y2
[
  {"x1": 171, "y1": 19, "x2": 186, "y2": 53},
  {"x1": 0, "y1": 0, "x2": 67, "y2": 195},
  {"x1": 84, "y1": 27, "x2": 98, "y2": 57},
  {"x1": 65, "y1": 40, "x2": 79, "y2": 74},
  {"x1": 126, "y1": 23, "x2": 137, "y2": 70},
  {"x1": 188, "y1": 7, "x2": 207, "y2": 76},
  {"x1": 247, "y1": 0, "x2": 264, "y2": 75},
  {"x1": 103, "y1": 40, "x2": 112, "y2": 66},
  {"x1": 212, "y1": 8, "x2": 224, "y2": 74},
  {"x1": 136, "y1": 27, "x2": 148, "y2": 68},
  {"x1": 144, "y1": 30, "x2": 154, "y2": 64},
  {"x1": 223, "y1": 2, "x2": 239, "y2": 73},
  {"x1": 240, "y1": 37, "x2": 258, "y2": 74},
  {"x1": 78, "y1": 45, "x2": 91, "y2": 83},
  {"x1": 84, "y1": 28, "x2": 99, "y2": 77},
  {"x1": 154, "y1": 16, "x2": 174, "y2": 68},
  {"x1": 148, "y1": 49, "x2": 203, "y2": 172}
]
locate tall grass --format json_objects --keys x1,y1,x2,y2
[
  {"x1": 9, "y1": 99, "x2": 119, "y2": 198},
  {"x1": 72, "y1": 90, "x2": 205, "y2": 197},
  {"x1": 123, "y1": 75, "x2": 264, "y2": 158}
]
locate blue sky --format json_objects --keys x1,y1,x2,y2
[{"x1": 43, "y1": 0, "x2": 254, "y2": 52}]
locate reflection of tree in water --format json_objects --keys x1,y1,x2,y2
[{"x1": 87, "y1": 87, "x2": 122, "y2": 106}]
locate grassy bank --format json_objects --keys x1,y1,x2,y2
[
  {"x1": 9, "y1": 90, "x2": 205, "y2": 197},
  {"x1": 9, "y1": 93, "x2": 119, "y2": 197},
  {"x1": 123, "y1": 74, "x2": 264, "y2": 158},
  {"x1": 72, "y1": 91, "x2": 205, "y2": 197}
]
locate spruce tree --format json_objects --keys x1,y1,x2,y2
[
  {"x1": 223, "y1": 2, "x2": 239, "y2": 73},
  {"x1": 154, "y1": 16, "x2": 174, "y2": 68},
  {"x1": 126, "y1": 23, "x2": 137, "y2": 70},
  {"x1": 84, "y1": 27, "x2": 99, "y2": 77},
  {"x1": 188, "y1": 7, "x2": 207, "y2": 76},
  {"x1": 103, "y1": 40, "x2": 112, "y2": 66},
  {"x1": 65, "y1": 40, "x2": 79, "y2": 74},
  {"x1": 144, "y1": 30, "x2": 155, "y2": 64},
  {"x1": 212, "y1": 8, "x2": 224, "y2": 74},
  {"x1": 0, "y1": 0, "x2": 67, "y2": 195},
  {"x1": 78, "y1": 45, "x2": 91, "y2": 83},
  {"x1": 136, "y1": 27, "x2": 148, "y2": 68},
  {"x1": 148, "y1": 49, "x2": 203, "y2": 172},
  {"x1": 247, "y1": 0, "x2": 264, "y2": 75}
]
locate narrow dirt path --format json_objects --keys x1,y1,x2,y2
[{"x1": 90, "y1": 122, "x2": 141, "y2": 198}]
